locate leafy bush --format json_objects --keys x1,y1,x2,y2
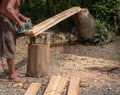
[
  {"x1": 19, "y1": 0, "x2": 81, "y2": 24},
  {"x1": 20, "y1": 0, "x2": 50, "y2": 24},
  {"x1": 19, "y1": 0, "x2": 120, "y2": 42},
  {"x1": 92, "y1": 0, "x2": 120, "y2": 33},
  {"x1": 94, "y1": 20, "x2": 109, "y2": 45}
]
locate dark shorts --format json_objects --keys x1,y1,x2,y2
[{"x1": 0, "y1": 15, "x2": 17, "y2": 58}]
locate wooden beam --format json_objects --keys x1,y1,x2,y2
[
  {"x1": 24, "y1": 83, "x2": 41, "y2": 95},
  {"x1": 25, "y1": 7, "x2": 81, "y2": 37},
  {"x1": 43, "y1": 76, "x2": 69, "y2": 95},
  {"x1": 67, "y1": 77, "x2": 80, "y2": 95}
]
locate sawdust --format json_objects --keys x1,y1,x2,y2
[{"x1": 0, "y1": 34, "x2": 120, "y2": 95}]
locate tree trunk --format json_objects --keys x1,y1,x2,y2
[
  {"x1": 27, "y1": 43, "x2": 50, "y2": 77},
  {"x1": 73, "y1": 8, "x2": 95, "y2": 42}
]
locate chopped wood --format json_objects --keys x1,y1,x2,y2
[
  {"x1": 43, "y1": 76, "x2": 69, "y2": 95},
  {"x1": 24, "y1": 83, "x2": 41, "y2": 95},
  {"x1": 25, "y1": 7, "x2": 81, "y2": 36},
  {"x1": 27, "y1": 43, "x2": 50, "y2": 77},
  {"x1": 67, "y1": 77, "x2": 80, "y2": 95}
]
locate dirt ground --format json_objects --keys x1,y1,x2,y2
[{"x1": 0, "y1": 35, "x2": 120, "y2": 95}]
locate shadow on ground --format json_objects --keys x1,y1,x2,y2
[
  {"x1": 51, "y1": 41, "x2": 120, "y2": 62},
  {"x1": 0, "y1": 58, "x2": 27, "y2": 79},
  {"x1": 86, "y1": 66, "x2": 120, "y2": 76}
]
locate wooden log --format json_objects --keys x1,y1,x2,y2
[
  {"x1": 27, "y1": 43, "x2": 50, "y2": 77},
  {"x1": 67, "y1": 77, "x2": 80, "y2": 95},
  {"x1": 24, "y1": 83, "x2": 41, "y2": 95},
  {"x1": 73, "y1": 8, "x2": 95, "y2": 41},
  {"x1": 25, "y1": 7, "x2": 81, "y2": 37},
  {"x1": 44, "y1": 76, "x2": 69, "y2": 95}
]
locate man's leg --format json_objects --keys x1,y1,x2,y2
[
  {"x1": 7, "y1": 58, "x2": 15, "y2": 74},
  {"x1": 7, "y1": 58, "x2": 21, "y2": 82}
]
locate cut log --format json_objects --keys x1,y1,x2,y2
[
  {"x1": 73, "y1": 8, "x2": 95, "y2": 41},
  {"x1": 67, "y1": 77, "x2": 80, "y2": 95},
  {"x1": 27, "y1": 43, "x2": 50, "y2": 77},
  {"x1": 25, "y1": 7, "x2": 81, "y2": 36},
  {"x1": 24, "y1": 83, "x2": 41, "y2": 95},
  {"x1": 44, "y1": 76, "x2": 69, "y2": 95}
]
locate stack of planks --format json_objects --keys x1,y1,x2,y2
[{"x1": 24, "y1": 76, "x2": 80, "y2": 95}]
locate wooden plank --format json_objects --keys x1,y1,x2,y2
[
  {"x1": 44, "y1": 76, "x2": 61, "y2": 95},
  {"x1": 25, "y1": 7, "x2": 81, "y2": 36},
  {"x1": 67, "y1": 77, "x2": 80, "y2": 95},
  {"x1": 54, "y1": 76, "x2": 69, "y2": 95},
  {"x1": 44, "y1": 76, "x2": 69, "y2": 95},
  {"x1": 24, "y1": 83, "x2": 41, "y2": 95}
]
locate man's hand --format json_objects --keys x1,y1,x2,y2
[
  {"x1": 18, "y1": 21, "x2": 25, "y2": 29},
  {"x1": 24, "y1": 17, "x2": 31, "y2": 22}
]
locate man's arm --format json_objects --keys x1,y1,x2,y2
[
  {"x1": 6, "y1": 0, "x2": 24, "y2": 28},
  {"x1": 18, "y1": 13, "x2": 31, "y2": 22}
]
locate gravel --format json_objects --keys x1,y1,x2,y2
[{"x1": 0, "y1": 36, "x2": 120, "y2": 95}]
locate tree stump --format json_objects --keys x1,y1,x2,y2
[
  {"x1": 73, "y1": 8, "x2": 95, "y2": 42},
  {"x1": 27, "y1": 33, "x2": 50, "y2": 77}
]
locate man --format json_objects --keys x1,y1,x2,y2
[{"x1": 0, "y1": 0, "x2": 31, "y2": 82}]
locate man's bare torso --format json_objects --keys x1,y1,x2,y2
[{"x1": 0, "y1": 0, "x2": 19, "y2": 22}]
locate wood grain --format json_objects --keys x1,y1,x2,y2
[
  {"x1": 67, "y1": 77, "x2": 80, "y2": 95},
  {"x1": 44, "y1": 76, "x2": 69, "y2": 95},
  {"x1": 24, "y1": 83, "x2": 41, "y2": 95}
]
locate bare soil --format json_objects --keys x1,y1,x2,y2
[{"x1": 0, "y1": 35, "x2": 120, "y2": 95}]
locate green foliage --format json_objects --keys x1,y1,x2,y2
[
  {"x1": 52, "y1": 0, "x2": 81, "y2": 13},
  {"x1": 20, "y1": 0, "x2": 49, "y2": 24},
  {"x1": 19, "y1": 0, "x2": 120, "y2": 41},
  {"x1": 92, "y1": 0, "x2": 120, "y2": 33},
  {"x1": 19, "y1": 0, "x2": 81, "y2": 24},
  {"x1": 94, "y1": 20, "x2": 109, "y2": 45}
]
